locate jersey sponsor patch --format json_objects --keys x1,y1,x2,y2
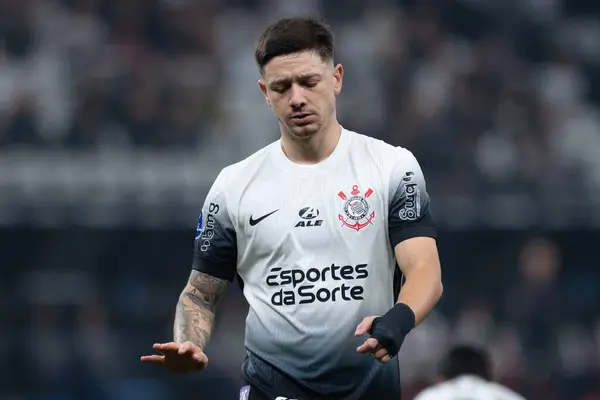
[
  {"x1": 195, "y1": 212, "x2": 204, "y2": 239},
  {"x1": 399, "y1": 172, "x2": 421, "y2": 221},
  {"x1": 337, "y1": 185, "x2": 376, "y2": 231},
  {"x1": 295, "y1": 206, "x2": 323, "y2": 228},
  {"x1": 266, "y1": 263, "x2": 368, "y2": 306}
]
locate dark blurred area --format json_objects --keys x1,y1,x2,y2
[
  {"x1": 2, "y1": 230, "x2": 600, "y2": 400},
  {"x1": 1, "y1": 0, "x2": 600, "y2": 399}
]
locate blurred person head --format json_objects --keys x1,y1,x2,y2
[
  {"x1": 519, "y1": 237, "x2": 560, "y2": 285},
  {"x1": 438, "y1": 345, "x2": 492, "y2": 382},
  {"x1": 255, "y1": 18, "x2": 343, "y2": 143}
]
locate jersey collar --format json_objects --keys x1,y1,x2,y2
[{"x1": 271, "y1": 127, "x2": 351, "y2": 173}]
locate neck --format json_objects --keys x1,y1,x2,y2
[{"x1": 280, "y1": 119, "x2": 342, "y2": 165}]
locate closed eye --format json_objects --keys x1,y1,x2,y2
[{"x1": 271, "y1": 85, "x2": 288, "y2": 93}]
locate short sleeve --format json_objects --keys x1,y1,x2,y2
[
  {"x1": 388, "y1": 148, "x2": 437, "y2": 248},
  {"x1": 192, "y1": 172, "x2": 238, "y2": 281}
]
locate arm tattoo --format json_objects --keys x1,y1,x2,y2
[{"x1": 174, "y1": 271, "x2": 228, "y2": 350}]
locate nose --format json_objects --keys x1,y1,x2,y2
[{"x1": 289, "y1": 83, "x2": 307, "y2": 108}]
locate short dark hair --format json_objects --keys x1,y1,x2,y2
[
  {"x1": 254, "y1": 18, "x2": 334, "y2": 73},
  {"x1": 439, "y1": 346, "x2": 491, "y2": 381}
]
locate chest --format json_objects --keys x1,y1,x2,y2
[{"x1": 233, "y1": 172, "x2": 389, "y2": 258}]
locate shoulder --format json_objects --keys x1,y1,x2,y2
[
  {"x1": 487, "y1": 382, "x2": 527, "y2": 400},
  {"x1": 347, "y1": 129, "x2": 421, "y2": 173},
  {"x1": 413, "y1": 383, "x2": 453, "y2": 400},
  {"x1": 416, "y1": 377, "x2": 526, "y2": 400}
]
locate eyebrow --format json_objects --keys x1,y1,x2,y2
[{"x1": 270, "y1": 74, "x2": 321, "y2": 86}]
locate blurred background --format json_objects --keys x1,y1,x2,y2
[{"x1": 1, "y1": 0, "x2": 600, "y2": 399}]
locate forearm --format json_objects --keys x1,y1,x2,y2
[
  {"x1": 397, "y1": 266, "x2": 442, "y2": 326},
  {"x1": 174, "y1": 290, "x2": 215, "y2": 350},
  {"x1": 173, "y1": 271, "x2": 228, "y2": 351},
  {"x1": 364, "y1": 261, "x2": 442, "y2": 359}
]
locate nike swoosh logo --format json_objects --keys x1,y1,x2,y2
[{"x1": 249, "y1": 209, "x2": 279, "y2": 226}]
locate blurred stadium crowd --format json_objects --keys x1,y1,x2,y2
[
  {"x1": 2, "y1": 0, "x2": 600, "y2": 225},
  {"x1": 1, "y1": 0, "x2": 600, "y2": 399}
]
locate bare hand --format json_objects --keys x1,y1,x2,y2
[
  {"x1": 354, "y1": 316, "x2": 391, "y2": 364},
  {"x1": 140, "y1": 341, "x2": 208, "y2": 374}
]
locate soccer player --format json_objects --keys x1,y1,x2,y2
[
  {"x1": 414, "y1": 346, "x2": 526, "y2": 400},
  {"x1": 141, "y1": 17, "x2": 443, "y2": 400}
]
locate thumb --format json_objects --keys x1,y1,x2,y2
[
  {"x1": 355, "y1": 316, "x2": 376, "y2": 336},
  {"x1": 193, "y1": 351, "x2": 209, "y2": 371},
  {"x1": 193, "y1": 351, "x2": 208, "y2": 364}
]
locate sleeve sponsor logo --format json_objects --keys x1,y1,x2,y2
[
  {"x1": 399, "y1": 172, "x2": 420, "y2": 221},
  {"x1": 197, "y1": 202, "x2": 219, "y2": 252}
]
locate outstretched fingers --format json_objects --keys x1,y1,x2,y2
[
  {"x1": 140, "y1": 355, "x2": 165, "y2": 364},
  {"x1": 153, "y1": 342, "x2": 179, "y2": 352}
]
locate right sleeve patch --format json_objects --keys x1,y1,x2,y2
[{"x1": 192, "y1": 175, "x2": 238, "y2": 281}]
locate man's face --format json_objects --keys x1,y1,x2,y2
[{"x1": 259, "y1": 51, "x2": 343, "y2": 140}]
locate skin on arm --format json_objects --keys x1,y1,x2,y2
[
  {"x1": 356, "y1": 236, "x2": 442, "y2": 362},
  {"x1": 394, "y1": 236, "x2": 443, "y2": 326},
  {"x1": 174, "y1": 270, "x2": 228, "y2": 350},
  {"x1": 142, "y1": 167, "x2": 236, "y2": 372},
  {"x1": 141, "y1": 270, "x2": 228, "y2": 373}
]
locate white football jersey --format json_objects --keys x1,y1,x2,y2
[
  {"x1": 193, "y1": 128, "x2": 436, "y2": 398},
  {"x1": 414, "y1": 376, "x2": 527, "y2": 400}
]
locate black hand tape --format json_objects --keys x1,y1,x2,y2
[{"x1": 368, "y1": 303, "x2": 416, "y2": 358}]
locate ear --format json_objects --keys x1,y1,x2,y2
[
  {"x1": 333, "y1": 63, "x2": 344, "y2": 96},
  {"x1": 258, "y1": 79, "x2": 271, "y2": 108}
]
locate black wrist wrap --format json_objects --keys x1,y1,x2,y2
[{"x1": 368, "y1": 303, "x2": 416, "y2": 358}]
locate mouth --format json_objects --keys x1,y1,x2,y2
[{"x1": 291, "y1": 113, "x2": 314, "y2": 123}]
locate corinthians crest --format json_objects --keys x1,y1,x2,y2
[{"x1": 337, "y1": 185, "x2": 376, "y2": 232}]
